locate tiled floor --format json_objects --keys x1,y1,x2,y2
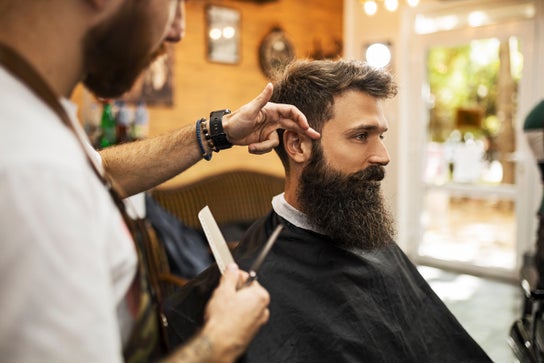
[{"x1": 419, "y1": 265, "x2": 523, "y2": 363}]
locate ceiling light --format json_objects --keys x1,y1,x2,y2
[
  {"x1": 363, "y1": 1, "x2": 378, "y2": 16},
  {"x1": 360, "y1": 0, "x2": 418, "y2": 16}
]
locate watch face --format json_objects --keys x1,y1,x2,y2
[{"x1": 259, "y1": 28, "x2": 295, "y2": 79}]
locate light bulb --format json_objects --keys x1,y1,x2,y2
[
  {"x1": 406, "y1": 0, "x2": 420, "y2": 7},
  {"x1": 385, "y1": 0, "x2": 398, "y2": 12},
  {"x1": 223, "y1": 26, "x2": 236, "y2": 39},
  {"x1": 364, "y1": 1, "x2": 378, "y2": 16},
  {"x1": 366, "y1": 43, "x2": 392, "y2": 68},
  {"x1": 209, "y1": 28, "x2": 222, "y2": 40}
]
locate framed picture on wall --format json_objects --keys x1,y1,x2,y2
[
  {"x1": 123, "y1": 44, "x2": 175, "y2": 106},
  {"x1": 206, "y1": 5, "x2": 241, "y2": 64}
]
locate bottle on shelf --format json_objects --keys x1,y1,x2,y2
[
  {"x1": 115, "y1": 100, "x2": 132, "y2": 144},
  {"x1": 132, "y1": 101, "x2": 149, "y2": 140},
  {"x1": 98, "y1": 100, "x2": 117, "y2": 148},
  {"x1": 83, "y1": 100, "x2": 102, "y2": 148}
]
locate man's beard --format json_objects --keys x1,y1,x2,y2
[
  {"x1": 297, "y1": 146, "x2": 395, "y2": 251},
  {"x1": 82, "y1": 1, "x2": 166, "y2": 98}
]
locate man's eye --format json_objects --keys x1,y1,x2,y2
[
  {"x1": 355, "y1": 133, "x2": 368, "y2": 141},
  {"x1": 380, "y1": 134, "x2": 386, "y2": 140}
]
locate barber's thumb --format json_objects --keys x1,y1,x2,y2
[
  {"x1": 221, "y1": 263, "x2": 240, "y2": 288},
  {"x1": 252, "y1": 83, "x2": 273, "y2": 108}
]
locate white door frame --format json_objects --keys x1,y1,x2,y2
[{"x1": 397, "y1": 0, "x2": 540, "y2": 280}]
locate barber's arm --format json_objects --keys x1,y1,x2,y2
[
  {"x1": 98, "y1": 83, "x2": 319, "y2": 198},
  {"x1": 161, "y1": 264, "x2": 270, "y2": 363}
]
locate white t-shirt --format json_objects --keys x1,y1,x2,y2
[{"x1": 0, "y1": 67, "x2": 137, "y2": 363}]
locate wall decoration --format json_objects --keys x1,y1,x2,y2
[
  {"x1": 309, "y1": 38, "x2": 343, "y2": 60},
  {"x1": 259, "y1": 27, "x2": 295, "y2": 79},
  {"x1": 206, "y1": 5, "x2": 241, "y2": 64},
  {"x1": 123, "y1": 44, "x2": 175, "y2": 106}
]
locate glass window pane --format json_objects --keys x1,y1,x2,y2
[{"x1": 420, "y1": 36, "x2": 522, "y2": 271}]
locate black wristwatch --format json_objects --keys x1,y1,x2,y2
[{"x1": 209, "y1": 109, "x2": 232, "y2": 151}]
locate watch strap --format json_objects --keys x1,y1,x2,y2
[{"x1": 209, "y1": 109, "x2": 232, "y2": 151}]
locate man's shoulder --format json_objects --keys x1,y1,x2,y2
[{"x1": 237, "y1": 211, "x2": 275, "y2": 243}]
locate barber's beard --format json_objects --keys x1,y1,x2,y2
[
  {"x1": 298, "y1": 149, "x2": 395, "y2": 251},
  {"x1": 82, "y1": 1, "x2": 167, "y2": 98}
]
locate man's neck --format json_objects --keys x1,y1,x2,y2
[
  {"x1": 283, "y1": 172, "x2": 303, "y2": 211},
  {"x1": 272, "y1": 193, "x2": 326, "y2": 235}
]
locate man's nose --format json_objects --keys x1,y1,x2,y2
[{"x1": 368, "y1": 139, "x2": 390, "y2": 166}]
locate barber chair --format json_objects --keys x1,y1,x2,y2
[{"x1": 509, "y1": 276, "x2": 544, "y2": 362}]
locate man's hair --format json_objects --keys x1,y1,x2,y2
[{"x1": 271, "y1": 59, "x2": 398, "y2": 171}]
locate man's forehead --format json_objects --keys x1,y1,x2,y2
[{"x1": 328, "y1": 92, "x2": 387, "y2": 125}]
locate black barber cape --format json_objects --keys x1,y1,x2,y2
[{"x1": 165, "y1": 211, "x2": 492, "y2": 362}]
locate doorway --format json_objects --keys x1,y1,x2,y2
[{"x1": 399, "y1": 0, "x2": 539, "y2": 280}]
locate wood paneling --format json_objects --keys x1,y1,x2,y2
[
  {"x1": 149, "y1": 0, "x2": 343, "y2": 187},
  {"x1": 73, "y1": 0, "x2": 343, "y2": 188}
]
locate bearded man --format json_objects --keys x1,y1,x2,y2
[{"x1": 165, "y1": 59, "x2": 492, "y2": 362}]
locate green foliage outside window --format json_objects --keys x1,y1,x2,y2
[{"x1": 427, "y1": 38, "x2": 522, "y2": 143}]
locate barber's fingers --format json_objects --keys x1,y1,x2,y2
[
  {"x1": 248, "y1": 130, "x2": 279, "y2": 154},
  {"x1": 261, "y1": 102, "x2": 320, "y2": 139},
  {"x1": 241, "y1": 283, "x2": 271, "y2": 325},
  {"x1": 247, "y1": 83, "x2": 274, "y2": 112},
  {"x1": 268, "y1": 102, "x2": 309, "y2": 126},
  {"x1": 218, "y1": 263, "x2": 246, "y2": 293},
  {"x1": 260, "y1": 307, "x2": 270, "y2": 325}
]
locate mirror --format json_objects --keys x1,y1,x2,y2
[{"x1": 206, "y1": 5, "x2": 241, "y2": 64}]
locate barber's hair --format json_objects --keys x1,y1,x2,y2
[{"x1": 271, "y1": 59, "x2": 397, "y2": 171}]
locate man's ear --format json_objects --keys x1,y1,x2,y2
[{"x1": 283, "y1": 130, "x2": 312, "y2": 164}]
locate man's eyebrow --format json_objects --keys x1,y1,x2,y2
[{"x1": 348, "y1": 124, "x2": 388, "y2": 133}]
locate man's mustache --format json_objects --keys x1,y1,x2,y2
[{"x1": 351, "y1": 165, "x2": 386, "y2": 182}]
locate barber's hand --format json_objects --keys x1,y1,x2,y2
[
  {"x1": 223, "y1": 83, "x2": 320, "y2": 154},
  {"x1": 201, "y1": 264, "x2": 270, "y2": 363}
]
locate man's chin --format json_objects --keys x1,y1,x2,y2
[
  {"x1": 84, "y1": 81, "x2": 131, "y2": 99},
  {"x1": 151, "y1": 42, "x2": 168, "y2": 60},
  {"x1": 83, "y1": 69, "x2": 142, "y2": 99},
  {"x1": 366, "y1": 180, "x2": 381, "y2": 187},
  {"x1": 84, "y1": 44, "x2": 166, "y2": 99}
]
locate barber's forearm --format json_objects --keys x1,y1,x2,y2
[
  {"x1": 99, "y1": 124, "x2": 204, "y2": 197},
  {"x1": 161, "y1": 332, "x2": 214, "y2": 363},
  {"x1": 160, "y1": 329, "x2": 233, "y2": 363}
]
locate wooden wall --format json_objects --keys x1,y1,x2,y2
[{"x1": 134, "y1": 0, "x2": 342, "y2": 188}]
